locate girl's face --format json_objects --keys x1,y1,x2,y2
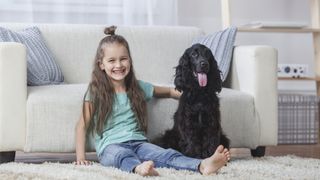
[{"x1": 100, "y1": 43, "x2": 131, "y2": 85}]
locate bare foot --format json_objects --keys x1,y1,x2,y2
[
  {"x1": 224, "y1": 148, "x2": 231, "y2": 162},
  {"x1": 199, "y1": 145, "x2": 229, "y2": 175},
  {"x1": 134, "y1": 161, "x2": 159, "y2": 176}
]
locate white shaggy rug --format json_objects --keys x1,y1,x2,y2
[{"x1": 0, "y1": 155, "x2": 319, "y2": 180}]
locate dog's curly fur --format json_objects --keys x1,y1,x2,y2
[{"x1": 153, "y1": 43, "x2": 230, "y2": 159}]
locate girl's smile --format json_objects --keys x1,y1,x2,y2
[
  {"x1": 112, "y1": 68, "x2": 126, "y2": 75},
  {"x1": 100, "y1": 43, "x2": 131, "y2": 85}
]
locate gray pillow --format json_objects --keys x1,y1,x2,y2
[
  {"x1": 192, "y1": 26, "x2": 237, "y2": 82},
  {"x1": 0, "y1": 26, "x2": 64, "y2": 86}
]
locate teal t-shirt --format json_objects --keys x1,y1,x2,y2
[{"x1": 85, "y1": 80, "x2": 154, "y2": 156}]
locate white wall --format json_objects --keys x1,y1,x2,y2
[{"x1": 177, "y1": 0, "x2": 316, "y2": 93}]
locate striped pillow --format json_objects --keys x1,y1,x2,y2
[
  {"x1": 192, "y1": 26, "x2": 237, "y2": 82},
  {"x1": 0, "y1": 26, "x2": 64, "y2": 86}
]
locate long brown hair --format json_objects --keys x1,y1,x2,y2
[{"x1": 83, "y1": 26, "x2": 148, "y2": 137}]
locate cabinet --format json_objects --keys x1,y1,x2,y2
[{"x1": 221, "y1": 0, "x2": 320, "y2": 96}]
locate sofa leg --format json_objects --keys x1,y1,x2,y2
[
  {"x1": 0, "y1": 151, "x2": 16, "y2": 163},
  {"x1": 250, "y1": 146, "x2": 265, "y2": 157}
]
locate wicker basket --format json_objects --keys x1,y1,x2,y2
[{"x1": 278, "y1": 94, "x2": 319, "y2": 144}]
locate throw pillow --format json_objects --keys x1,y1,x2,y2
[
  {"x1": 0, "y1": 26, "x2": 64, "y2": 86},
  {"x1": 192, "y1": 26, "x2": 237, "y2": 82}
]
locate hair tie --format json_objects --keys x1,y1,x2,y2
[{"x1": 104, "y1": 26, "x2": 117, "y2": 36}]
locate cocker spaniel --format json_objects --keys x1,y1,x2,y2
[{"x1": 153, "y1": 43, "x2": 230, "y2": 159}]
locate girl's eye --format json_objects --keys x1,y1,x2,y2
[
  {"x1": 108, "y1": 59, "x2": 115, "y2": 62},
  {"x1": 121, "y1": 57, "x2": 128, "y2": 61}
]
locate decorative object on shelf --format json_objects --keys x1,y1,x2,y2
[{"x1": 278, "y1": 64, "x2": 308, "y2": 78}]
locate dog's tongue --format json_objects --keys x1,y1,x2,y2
[{"x1": 197, "y1": 73, "x2": 207, "y2": 87}]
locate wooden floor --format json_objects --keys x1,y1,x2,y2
[
  {"x1": 14, "y1": 144, "x2": 320, "y2": 163},
  {"x1": 266, "y1": 144, "x2": 320, "y2": 159}
]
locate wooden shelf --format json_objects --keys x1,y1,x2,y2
[
  {"x1": 238, "y1": 27, "x2": 320, "y2": 33},
  {"x1": 278, "y1": 77, "x2": 320, "y2": 81},
  {"x1": 221, "y1": 0, "x2": 320, "y2": 95}
]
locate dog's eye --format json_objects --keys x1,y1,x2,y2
[{"x1": 191, "y1": 52, "x2": 198, "y2": 57}]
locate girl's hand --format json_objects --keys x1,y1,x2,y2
[
  {"x1": 170, "y1": 87, "x2": 182, "y2": 100},
  {"x1": 74, "y1": 159, "x2": 93, "y2": 165}
]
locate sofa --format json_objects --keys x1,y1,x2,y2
[{"x1": 0, "y1": 23, "x2": 278, "y2": 162}]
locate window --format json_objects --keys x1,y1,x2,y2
[{"x1": 0, "y1": 0, "x2": 177, "y2": 25}]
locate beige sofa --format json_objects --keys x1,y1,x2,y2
[{"x1": 0, "y1": 23, "x2": 278, "y2": 162}]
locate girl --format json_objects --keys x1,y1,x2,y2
[{"x1": 75, "y1": 26, "x2": 230, "y2": 176}]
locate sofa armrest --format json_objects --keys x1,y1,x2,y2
[
  {"x1": 230, "y1": 45, "x2": 278, "y2": 146},
  {"x1": 0, "y1": 42, "x2": 27, "y2": 151}
]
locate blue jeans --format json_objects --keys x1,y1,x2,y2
[{"x1": 98, "y1": 140, "x2": 201, "y2": 173}]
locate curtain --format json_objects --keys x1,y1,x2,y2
[{"x1": 0, "y1": 0, "x2": 178, "y2": 25}]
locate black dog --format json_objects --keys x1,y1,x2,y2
[{"x1": 153, "y1": 43, "x2": 230, "y2": 159}]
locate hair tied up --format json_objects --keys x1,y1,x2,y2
[{"x1": 104, "y1": 26, "x2": 117, "y2": 36}]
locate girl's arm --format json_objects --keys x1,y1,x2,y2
[
  {"x1": 153, "y1": 86, "x2": 181, "y2": 100},
  {"x1": 75, "y1": 101, "x2": 93, "y2": 165}
]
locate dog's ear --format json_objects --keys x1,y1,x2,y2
[
  {"x1": 174, "y1": 65, "x2": 183, "y2": 92},
  {"x1": 208, "y1": 53, "x2": 222, "y2": 93},
  {"x1": 174, "y1": 50, "x2": 190, "y2": 92}
]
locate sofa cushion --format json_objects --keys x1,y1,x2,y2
[
  {"x1": 26, "y1": 85, "x2": 258, "y2": 152},
  {"x1": 26, "y1": 84, "x2": 87, "y2": 152},
  {"x1": 25, "y1": 83, "x2": 179, "y2": 152},
  {"x1": 0, "y1": 24, "x2": 204, "y2": 84},
  {"x1": 0, "y1": 26, "x2": 64, "y2": 86},
  {"x1": 193, "y1": 26, "x2": 237, "y2": 82}
]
